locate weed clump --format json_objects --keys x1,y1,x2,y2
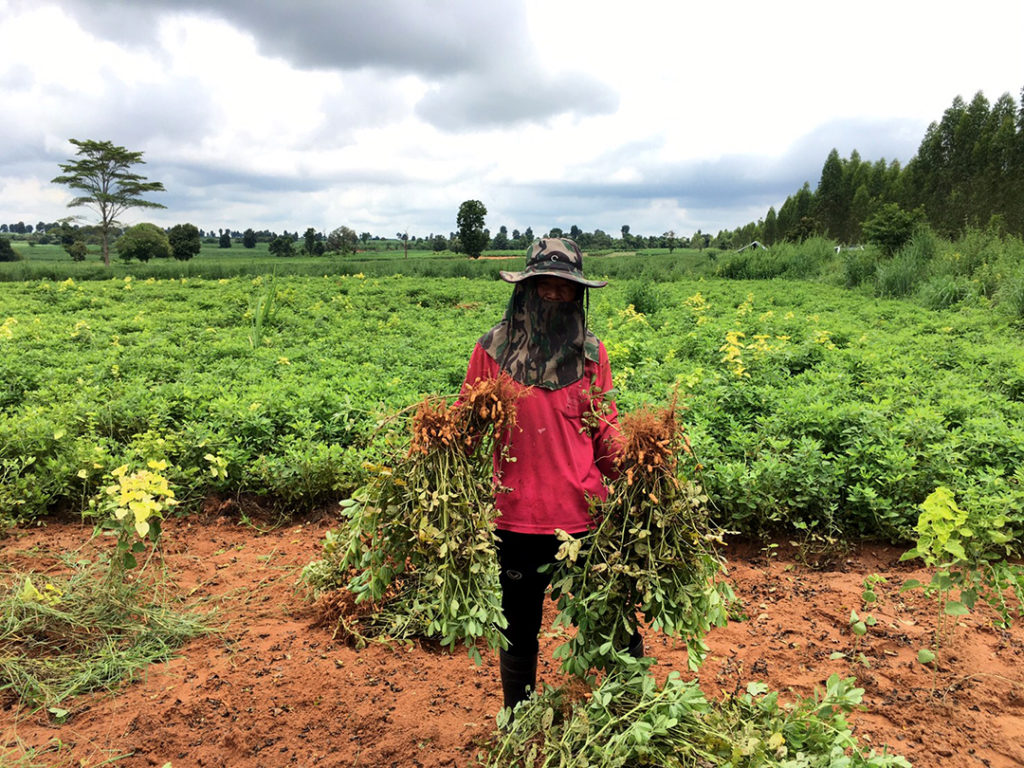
[{"x1": 0, "y1": 561, "x2": 206, "y2": 710}]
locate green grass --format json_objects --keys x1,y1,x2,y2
[
  {"x1": 2, "y1": 241, "x2": 511, "y2": 281},
  {"x1": 0, "y1": 739, "x2": 95, "y2": 768},
  {"x1": 2, "y1": 239, "x2": 725, "y2": 283}
]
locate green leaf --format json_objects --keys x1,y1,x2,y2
[
  {"x1": 943, "y1": 540, "x2": 967, "y2": 561},
  {"x1": 746, "y1": 681, "x2": 769, "y2": 696},
  {"x1": 917, "y1": 648, "x2": 936, "y2": 664},
  {"x1": 122, "y1": 551, "x2": 138, "y2": 569},
  {"x1": 944, "y1": 600, "x2": 969, "y2": 616}
]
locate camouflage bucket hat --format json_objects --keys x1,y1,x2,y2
[{"x1": 499, "y1": 237, "x2": 607, "y2": 288}]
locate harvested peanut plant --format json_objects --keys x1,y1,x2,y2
[
  {"x1": 303, "y1": 374, "x2": 526, "y2": 663},
  {"x1": 549, "y1": 399, "x2": 733, "y2": 677}
]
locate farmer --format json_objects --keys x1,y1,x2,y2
[{"x1": 460, "y1": 237, "x2": 641, "y2": 715}]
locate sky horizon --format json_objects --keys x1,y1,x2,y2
[{"x1": 2, "y1": 0, "x2": 1022, "y2": 240}]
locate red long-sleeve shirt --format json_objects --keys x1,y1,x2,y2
[{"x1": 461, "y1": 342, "x2": 621, "y2": 535}]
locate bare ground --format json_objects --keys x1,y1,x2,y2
[{"x1": 2, "y1": 505, "x2": 1023, "y2": 768}]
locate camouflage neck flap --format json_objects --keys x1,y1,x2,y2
[{"x1": 478, "y1": 281, "x2": 600, "y2": 390}]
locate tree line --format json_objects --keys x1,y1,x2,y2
[
  {"x1": 717, "y1": 87, "x2": 1024, "y2": 250},
  {"x1": 9, "y1": 88, "x2": 1021, "y2": 266}
]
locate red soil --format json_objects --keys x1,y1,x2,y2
[{"x1": 2, "y1": 506, "x2": 1023, "y2": 768}]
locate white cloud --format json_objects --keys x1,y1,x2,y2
[{"x1": 2, "y1": 0, "x2": 1023, "y2": 238}]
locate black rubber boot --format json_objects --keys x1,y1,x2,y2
[
  {"x1": 499, "y1": 650, "x2": 538, "y2": 712},
  {"x1": 626, "y1": 631, "x2": 644, "y2": 659}
]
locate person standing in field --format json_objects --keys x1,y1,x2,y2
[{"x1": 460, "y1": 237, "x2": 641, "y2": 715}]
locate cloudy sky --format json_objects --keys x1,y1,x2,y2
[{"x1": 1, "y1": 0, "x2": 1022, "y2": 239}]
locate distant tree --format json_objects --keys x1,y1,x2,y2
[
  {"x1": 168, "y1": 223, "x2": 201, "y2": 261},
  {"x1": 242, "y1": 228, "x2": 257, "y2": 248},
  {"x1": 848, "y1": 186, "x2": 872, "y2": 241},
  {"x1": 456, "y1": 199, "x2": 488, "y2": 259},
  {"x1": 663, "y1": 230, "x2": 676, "y2": 253},
  {"x1": 48, "y1": 218, "x2": 78, "y2": 249},
  {"x1": 788, "y1": 217, "x2": 817, "y2": 243},
  {"x1": 327, "y1": 225, "x2": 359, "y2": 254},
  {"x1": 115, "y1": 222, "x2": 172, "y2": 263},
  {"x1": 815, "y1": 148, "x2": 848, "y2": 240},
  {"x1": 492, "y1": 225, "x2": 510, "y2": 250},
  {"x1": 268, "y1": 235, "x2": 295, "y2": 257},
  {"x1": 218, "y1": 231, "x2": 232, "y2": 248},
  {"x1": 0, "y1": 224, "x2": 7, "y2": 233},
  {"x1": 523, "y1": 226, "x2": 534, "y2": 243},
  {"x1": 36, "y1": 221, "x2": 46, "y2": 234},
  {"x1": 66, "y1": 241, "x2": 88, "y2": 262},
  {"x1": 432, "y1": 234, "x2": 448, "y2": 251},
  {"x1": 691, "y1": 229, "x2": 704, "y2": 251},
  {"x1": 51, "y1": 139, "x2": 165, "y2": 266},
  {"x1": 569, "y1": 224, "x2": 582, "y2": 240},
  {"x1": 0, "y1": 237, "x2": 18, "y2": 262},
  {"x1": 360, "y1": 232, "x2": 371, "y2": 244},
  {"x1": 763, "y1": 207, "x2": 779, "y2": 246},
  {"x1": 303, "y1": 227, "x2": 317, "y2": 255},
  {"x1": 548, "y1": 227, "x2": 564, "y2": 238}
]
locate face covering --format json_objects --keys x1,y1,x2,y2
[{"x1": 478, "y1": 280, "x2": 599, "y2": 390}]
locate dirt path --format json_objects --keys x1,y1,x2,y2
[{"x1": 3, "y1": 511, "x2": 1023, "y2": 767}]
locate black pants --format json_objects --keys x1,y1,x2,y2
[
  {"x1": 496, "y1": 530, "x2": 642, "y2": 657},
  {"x1": 496, "y1": 530, "x2": 562, "y2": 656}
]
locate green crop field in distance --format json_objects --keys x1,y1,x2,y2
[{"x1": 2, "y1": 271, "x2": 1022, "y2": 551}]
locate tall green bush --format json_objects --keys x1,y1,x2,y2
[
  {"x1": 875, "y1": 255, "x2": 924, "y2": 297},
  {"x1": 996, "y1": 267, "x2": 1024, "y2": 319},
  {"x1": 0, "y1": 237, "x2": 19, "y2": 262},
  {"x1": 842, "y1": 247, "x2": 880, "y2": 287},
  {"x1": 918, "y1": 274, "x2": 973, "y2": 309},
  {"x1": 863, "y1": 203, "x2": 923, "y2": 255},
  {"x1": 114, "y1": 223, "x2": 172, "y2": 263},
  {"x1": 875, "y1": 229, "x2": 936, "y2": 298}
]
